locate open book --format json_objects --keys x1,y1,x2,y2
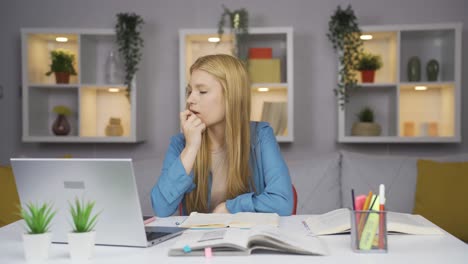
[
  {"x1": 180, "y1": 212, "x2": 280, "y2": 228},
  {"x1": 304, "y1": 208, "x2": 443, "y2": 236},
  {"x1": 169, "y1": 227, "x2": 328, "y2": 256}
]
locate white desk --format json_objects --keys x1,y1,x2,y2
[{"x1": 1, "y1": 215, "x2": 467, "y2": 263}]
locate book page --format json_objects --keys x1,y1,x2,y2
[
  {"x1": 304, "y1": 208, "x2": 351, "y2": 235},
  {"x1": 168, "y1": 229, "x2": 251, "y2": 256},
  {"x1": 180, "y1": 212, "x2": 280, "y2": 228},
  {"x1": 180, "y1": 212, "x2": 231, "y2": 228},
  {"x1": 387, "y1": 212, "x2": 443, "y2": 235},
  {"x1": 229, "y1": 212, "x2": 280, "y2": 228},
  {"x1": 248, "y1": 227, "x2": 328, "y2": 255},
  {"x1": 304, "y1": 208, "x2": 444, "y2": 236}
]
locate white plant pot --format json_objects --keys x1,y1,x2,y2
[
  {"x1": 68, "y1": 231, "x2": 96, "y2": 260},
  {"x1": 22, "y1": 232, "x2": 51, "y2": 261}
]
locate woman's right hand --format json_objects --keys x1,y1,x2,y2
[{"x1": 180, "y1": 110, "x2": 206, "y2": 152}]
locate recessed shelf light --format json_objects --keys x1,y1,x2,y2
[
  {"x1": 208, "y1": 37, "x2": 220, "y2": 43},
  {"x1": 108, "y1": 88, "x2": 120, "y2": 93},
  {"x1": 257, "y1": 87, "x2": 269, "y2": 92},
  {"x1": 360, "y1": 35, "x2": 373, "y2": 40},
  {"x1": 415, "y1": 86, "x2": 427, "y2": 91},
  {"x1": 55, "y1": 37, "x2": 68, "y2": 42}
]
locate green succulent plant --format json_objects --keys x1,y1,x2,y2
[
  {"x1": 357, "y1": 107, "x2": 375, "y2": 123},
  {"x1": 20, "y1": 202, "x2": 56, "y2": 234},
  {"x1": 356, "y1": 52, "x2": 383, "y2": 71},
  {"x1": 69, "y1": 197, "x2": 99, "y2": 233},
  {"x1": 45, "y1": 50, "x2": 77, "y2": 76}
]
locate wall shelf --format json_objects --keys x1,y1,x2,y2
[
  {"x1": 338, "y1": 23, "x2": 462, "y2": 143},
  {"x1": 179, "y1": 27, "x2": 294, "y2": 142},
  {"x1": 21, "y1": 28, "x2": 145, "y2": 143}
]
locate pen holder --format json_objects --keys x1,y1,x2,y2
[{"x1": 351, "y1": 210, "x2": 388, "y2": 253}]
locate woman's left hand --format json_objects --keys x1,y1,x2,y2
[{"x1": 212, "y1": 202, "x2": 229, "y2": 213}]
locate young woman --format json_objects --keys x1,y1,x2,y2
[{"x1": 151, "y1": 54, "x2": 293, "y2": 216}]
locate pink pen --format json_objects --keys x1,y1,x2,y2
[{"x1": 144, "y1": 216, "x2": 156, "y2": 225}]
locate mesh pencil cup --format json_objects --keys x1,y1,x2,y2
[{"x1": 351, "y1": 210, "x2": 388, "y2": 253}]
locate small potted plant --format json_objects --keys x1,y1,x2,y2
[
  {"x1": 327, "y1": 5, "x2": 363, "y2": 108},
  {"x1": 115, "y1": 12, "x2": 145, "y2": 99},
  {"x1": 217, "y1": 5, "x2": 249, "y2": 61},
  {"x1": 52, "y1": 105, "x2": 72, "y2": 136},
  {"x1": 45, "y1": 49, "x2": 77, "y2": 84},
  {"x1": 356, "y1": 52, "x2": 383, "y2": 83},
  {"x1": 68, "y1": 197, "x2": 99, "y2": 260},
  {"x1": 351, "y1": 106, "x2": 382, "y2": 136},
  {"x1": 20, "y1": 202, "x2": 56, "y2": 261}
]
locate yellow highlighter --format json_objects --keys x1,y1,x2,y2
[{"x1": 359, "y1": 195, "x2": 380, "y2": 250}]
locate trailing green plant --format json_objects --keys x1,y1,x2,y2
[
  {"x1": 356, "y1": 52, "x2": 383, "y2": 71},
  {"x1": 20, "y1": 202, "x2": 56, "y2": 234},
  {"x1": 45, "y1": 50, "x2": 77, "y2": 76},
  {"x1": 327, "y1": 5, "x2": 363, "y2": 109},
  {"x1": 217, "y1": 5, "x2": 249, "y2": 61},
  {"x1": 357, "y1": 107, "x2": 375, "y2": 123},
  {"x1": 52, "y1": 105, "x2": 72, "y2": 116},
  {"x1": 115, "y1": 12, "x2": 145, "y2": 99},
  {"x1": 69, "y1": 197, "x2": 99, "y2": 233}
]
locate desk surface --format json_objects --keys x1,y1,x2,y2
[{"x1": 1, "y1": 215, "x2": 467, "y2": 264}]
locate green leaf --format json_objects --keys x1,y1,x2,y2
[
  {"x1": 69, "y1": 197, "x2": 100, "y2": 233},
  {"x1": 20, "y1": 202, "x2": 56, "y2": 234}
]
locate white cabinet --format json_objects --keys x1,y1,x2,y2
[
  {"x1": 179, "y1": 27, "x2": 294, "y2": 142},
  {"x1": 21, "y1": 28, "x2": 145, "y2": 143},
  {"x1": 338, "y1": 23, "x2": 462, "y2": 143}
]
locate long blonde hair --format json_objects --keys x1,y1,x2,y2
[{"x1": 184, "y1": 54, "x2": 252, "y2": 214}]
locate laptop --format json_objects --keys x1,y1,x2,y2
[{"x1": 11, "y1": 158, "x2": 186, "y2": 247}]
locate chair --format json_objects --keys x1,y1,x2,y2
[
  {"x1": 0, "y1": 165, "x2": 21, "y2": 227},
  {"x1": 292, "y1": 184, "x2": 298, "y2": 215}
]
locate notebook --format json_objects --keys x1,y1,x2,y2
[{"x1": 11, "y1": 158, "x2": 187, "y2": 247}]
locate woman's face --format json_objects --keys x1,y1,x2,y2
[{"x1": 187, "y1": 69, "x2": 226, "y2": 127}]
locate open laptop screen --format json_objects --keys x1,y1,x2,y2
[{"x1": 11, "y1": 158, "x2": 151, "y2": 247}]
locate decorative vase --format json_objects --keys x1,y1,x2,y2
[
  {"x1": 360, "y1": 70, "x2": 375, "y2": 83},
  {"x1": 54, "y1": 72, "x2": 70, "y2": 84},
  {"x1": 105, "y1": 50, "x2": 122, "y2": 84},
  {"x1": 426, "y1": 59, "x2": 439, "y2": 81},
  {"x1": 351, "y1": 122, "x2": 382, "y2": 136},
  {"x1": 22, "y1": 233, "x2": 51, "y2": 261},
  {"x1": 68, "y1": 231, "x2": 96, "y2": 260},
  {"x1": 105, "y1": 117, "x2": 123, "y2": 136},
  {"x1": 52, "y1": 114, "x2": 71, "y2": 136},
  {"x1": 407, "y1": 56, "x2": 421, "y2": 82}
]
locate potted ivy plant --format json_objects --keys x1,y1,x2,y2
[
  {"x1": 327, "y1": 5, "x2": 363, "y2": 109},
  {"x1": 68, "y1": 197, "x2": 100, "y2": 260},
  {"x1": 356, "y1": 52, "x2": 383, "y2": 83},
  {"x1": 217, "y1": 5, "x2": 249, "y2": 61},
  {"x1": 45, "y1": 49, "x2": 77, "y2": 84},
  {"x1": 20, "y1": 202, "x2": 56, "y2": 261},
  {"x1": 52, "y1": 105, "x2": 72, "y2": 136},
  {"x1": 351, "y1": 106, "x2": 382, "y2": 136},
  {"x1": 115, "y1": 12, "x2": 145, "y2": 100}
]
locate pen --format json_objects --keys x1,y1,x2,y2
[
  {"x1": 351, "y1": 189, "x2": 356, "y2": 210},
  {"x1": 358, "y1": 191, "x2": 373, "y2": 240},
  {"x1": 143, "y1": 216, "x2": 156, "y2": 225},
  {"x1": 379, "y1": 184, "x2": 385, "y2": 249}
]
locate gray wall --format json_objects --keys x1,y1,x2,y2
[{"x1": 1, "y1": 0, "x2": 467, "y2": 213}]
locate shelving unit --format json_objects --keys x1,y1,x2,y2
[
  {"x1": 179, "y1": 27, "x2": 294, "y2": 142},
  {"x1": 21, "y1": 28, "x2": 145, "y2": 143},
  {"x1": 338, "y1": 23, "x2": 462, "y2": 143}
]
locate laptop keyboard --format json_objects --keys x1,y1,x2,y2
[{"x1": 146, "y1": 231, "x2": 171, "y2": 241}]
